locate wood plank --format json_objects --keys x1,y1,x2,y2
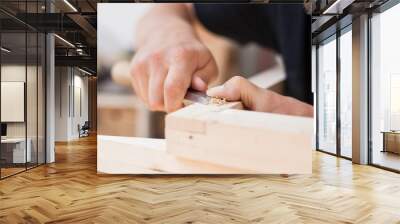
[
  {"x1": 165, "y1": 104, "x2": 313, "y2": 174},
  {"x1": 97, "y1": 135, "x2": 251, "y2": 174}
]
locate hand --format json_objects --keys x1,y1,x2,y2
[
  {"x1": 130, "y1": 5, "x2": 218, "y2": 113},
  {"x1": 207, "y1": 76, "x2": 313, "y2": 117}
]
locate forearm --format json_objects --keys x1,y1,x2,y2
[{"x1": 135, "y1": 4, "x2": 197, "y2": 48}]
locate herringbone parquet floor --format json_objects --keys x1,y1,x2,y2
[{"x1": 1, "y1": 135, "x2": 400, "y2": 223}]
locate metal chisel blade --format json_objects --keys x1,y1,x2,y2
[{"x1": 184, "y1": 89, "x2": 211, "y2": 105}]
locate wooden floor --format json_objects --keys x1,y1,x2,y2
[
  {"x1": 1, "y1": 135, "x2": 400, "y2": 223},
  {"x1": 1, "y1": 163, "x2": 45, "y2": 178},
  {"x1": 1, "y1": 167, "x2": 26, "y2": 178}
]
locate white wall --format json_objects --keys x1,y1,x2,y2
[
  {"x1": 55, "y1": 66, "x2": 69, "y2": 141},
  {"x1": 97, "y1": 3, "x2": 151, "y2": 66},
  {"x1": 71, "y1": 74, "x2": 89, "y2": 138},
  {"x1": 74, "y1": 74, "x2": 89, "y2": 123},
  {"x1": 1, "y1": 65, "x2": 33, "y2": 138},
  {"x1": 55, "y1": 67, "x2": 89, "y2": 141},
  {"x1": 1, "y1": 64, "x2": 46, "y2": 164}
]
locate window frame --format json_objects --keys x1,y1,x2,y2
[
  {"x1": 0, "y1": 0, "x2": 48, "y2": 180},
  {"x1": 315, "y1": 20, "x2": 353, "y2": 160}
]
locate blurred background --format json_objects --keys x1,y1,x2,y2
[{"x1": 97, "y1": 3, "x2": 285, "y2": 138}]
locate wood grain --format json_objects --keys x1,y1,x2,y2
[
  {"x1": 1, "y1": 135, "x2": 400, "y2": 223},
  {"x1": 98, "y1": 135, "x2": 251, "y2": 174},
  {"x1": 166, "y1": 104, "x2": 313, "y2": 173}
]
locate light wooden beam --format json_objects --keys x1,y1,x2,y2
[
  {"x1": 166, "y1": 103, "x2": 313, "y2": 174},
  {"x1": 98, "y1": 103, "x2": 313, "y2": 174},
  {"x1": 97, "y1": 135, "x2": 250, "y2": 174}
]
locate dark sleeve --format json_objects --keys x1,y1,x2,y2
[
  {"x1": 194, "y1": 4, "x2": 278, "y2": 51},
  {"x1": 194, "y1": 4, "x2": 312, "y2": 104},
  {"x1": 269, "y1": 5, "x2": 312, "y2": 104}
]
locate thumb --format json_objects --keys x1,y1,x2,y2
[
  {"x1": 191, "y1": 75, "x2": 207, "y2": 92},
  {"x1": 206, "y1": 76, "x2": 260, "y2": 110},
  {"x1": 191, "y1": 57, "x2": 218, "y2": 92}
]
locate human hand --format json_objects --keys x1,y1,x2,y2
[
  {"x1": 130, "y1": 5, "x2": 218, "y2": 112},
  {"x1": 207, "y1": 76, "x2": 313, "y2": 117}
]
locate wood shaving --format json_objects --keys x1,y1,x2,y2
[{"x1": 209, "y1": 97, "x2": 226, "y2": 105}]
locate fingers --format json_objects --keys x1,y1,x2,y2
[
  {"x1": 206, "y1": 76, "x2": 249, "y2": 100},
  {"x1": 191, "y1": 76, "x2": 207, "y2": 92},
  {"x1": 191, "y1": 56, "x2": 218, "y2": 92},
  {"x1": 130, "y1": 59, "x2": 148, "y2": 105},
  {"x1": 206, "y1": 76, "x2": 314, "y2": 116},
  {"x1": 164, "y1": 64, "x2": 193, "y2": 113},
  {"x1": 146, "y1": 53, "x2": 168, "y2": 111},
  {"x1": 206, "y1": 76, "x2": 261, "y2": 110},
  {"x1": 131, "y1": 43, "x2": 218, "y2": 113},
  {"x1": 131, "y1": 53, "x2": 168, "y2": 111},
  {"x1": 131, "y1": 55, "x2": 200, "y2": 112},
  {"x1": 148, "y1": 66, "x2": 167, "y2": 111}
]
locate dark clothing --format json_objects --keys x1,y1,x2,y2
[{"x1": 194, "y1": 4, "x2": 312, "y2": 104}]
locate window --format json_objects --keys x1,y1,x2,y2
[
  {"x1": 370, "y1": 2, "x2": 400, "y2": 171},
  {"x1": 1, "y1": 30, "x2": 28, "y2": 177},
  {"x1": 0, "y1": 1, "x2": 46, "y2": 179},
  {"x1": 339, "y1": 28, "x2": 352, "y2": 158},
  {"x1": 317, "y1": 36, "x2": 337, "y2": 154}
]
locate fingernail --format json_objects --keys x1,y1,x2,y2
[
  {"x1": 192, "y1": 76, "x2": 207, "y2": 91},
  {"x1": 206, "y1": 85, "x2": 224, "y2": 96}
]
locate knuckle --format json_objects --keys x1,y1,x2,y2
[
  {"x1": 130, "y1": 59, "x2": 145, "y2": 78},
  {"x1": 170, "y1": 47, "x2": 194, "y2": 62},
  {"x1": 230, "y1": 75, "x2": 244, "y2": 86},
  {"x1": 148, "y1": 51, "x2": 163, "y2": 64}
]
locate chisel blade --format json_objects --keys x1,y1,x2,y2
[{"x1": 184, "y1": 89, "x2": 211, "y2": 105}]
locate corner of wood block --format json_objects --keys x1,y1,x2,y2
[{"x1": 166, "y1": 104, "x2": 206, "y2": 134}]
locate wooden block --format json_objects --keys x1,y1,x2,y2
[
  {"x1": 165, "y1": 104, "x2": 313, "y2": 174},
  {"x1": 183, "y1": 99, "x2": 243, "y2": 110},
  {"x1": 97, "y1": 135, "x2": 252, "y2": 174}
]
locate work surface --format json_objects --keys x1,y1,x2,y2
[{"x1": 1, "y1": 135, "x2": 400, "y2": 223}]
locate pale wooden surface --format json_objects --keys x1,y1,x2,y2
[
  {"x1": 98, "y1": 103, "x2": 313, "y2": 174},
  {"x1": 98, "y1": 135, "x2": 248, "y2": 174},
  {"x1": 166, "y1": 104, "x2": 313, "y2": 173},
  {"x1": 97, "y1": 93, "x2": 150, "y2": 137},
  {"x1": 1, "y1": 135, "x2": 400, "y2": 223}
]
